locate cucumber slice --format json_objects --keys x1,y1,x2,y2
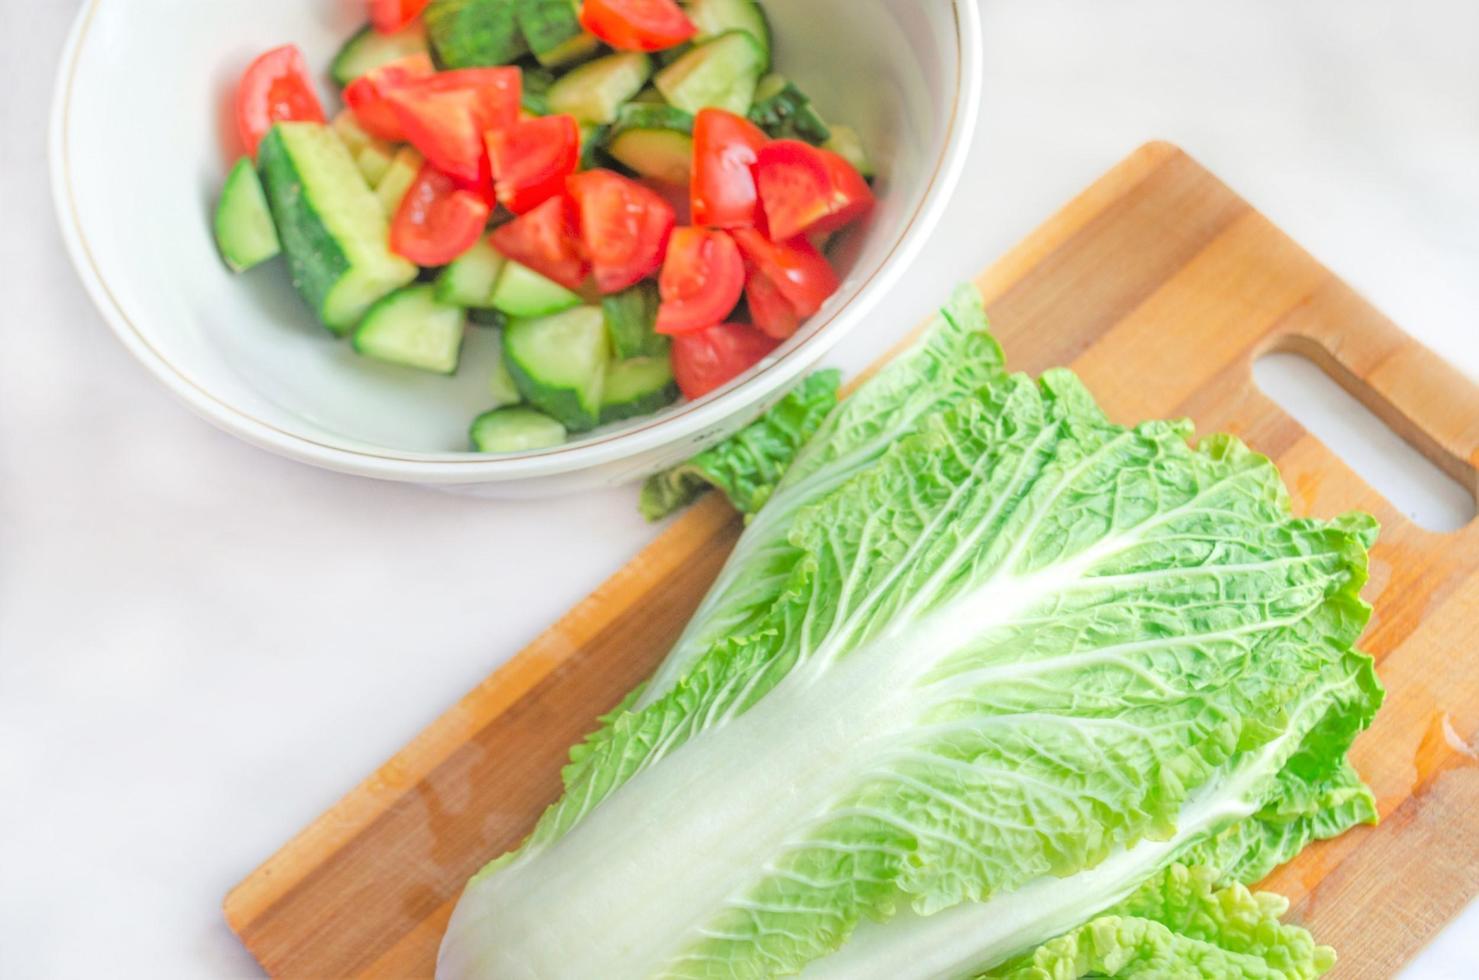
[
  {"x1": 376, "y1": 146, "x2": 425, "y2": 216},
  {"x1": 437, "y1": 239, "x2": 506, "y2": 307},
  {"x1": 330, "y1": 21, "x2": 430, "y2": 86},
  {"x1": 606, "y1": 105, "x2": 694, "y2": 185},
  {"x1": 579, "y1": 122, "x2": 610, "y2": 170},
  {"x1": 486, "y1": 332, "x2": 522, "y2": 404},
  {"x1": 516, "y1": 0, "x2": 600, "y2": 67},
  {"x1": 685, "y1": 0, "x2": 770, "y2": 69},
  {"x1": 601, "y1": 281, "x2": 668, "y2": 359},
  {"x1": 654, "y1": 31, "x2": 765, "y2": 115},
  {"x1": 331, "y1": 110, "x2": 387, "y2": 157},
  {"x1": 489, "y1": 260, "x2": 584, "y2": 317},
  {"x1": 748, "y1": 74, "x2": 831, "y2": 143},
  {"x1": 354, "y1": 142, "x2": 395, "y2": 186},
  {"x1": 823, "y1": 123, "x2": 874, "y2": 179},
  {"x1": 353, "y1": 284, "x2": 467, "y2": 374},
  {"x1": 600, "y1": 356, "x2": 678, "y2": 424},
  {"x1": 425, "y1": 0, "x2": 527, "y2": 67},
  {"x1": 503, "y1": 305, "x2": 610, "y2": 431},
  {"x1": 257, "y1": 123, "x2": 417, "y2": 332},
  {"x1": 214, "y1": 157, "x2": 281, "y2": 273},
  {"x1": 547, "y1": 52, "x2": 653, "y2": 124},
  {"x1": 470, "y1": 407, "x2": 566, "y2": 452}
]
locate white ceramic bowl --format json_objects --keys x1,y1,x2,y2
[{"x1": 52, "y1": 0, "x2": 981, "y2": 497}]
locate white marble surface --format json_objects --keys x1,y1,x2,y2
[{"x1": 3, "y1": 0, "x2": 1476, "y2": 976}]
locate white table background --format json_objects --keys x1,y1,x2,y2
[{"x1": 2, "y1": 0, "x2": 1476, "y2": 976}]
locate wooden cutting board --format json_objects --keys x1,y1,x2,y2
[{"x1": 225, "y1": 142, "x2": 1479, "y2": 979}]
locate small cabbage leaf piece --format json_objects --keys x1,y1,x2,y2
[
  {"x1": 639, "y1": 369, "x2": 844, "y2": 522},
  {"x1": 439, "y1": 344, "x2": 1379, "y2": 979}
]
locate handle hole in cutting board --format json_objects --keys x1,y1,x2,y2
[{"x1": 1254, "y1": 351, "x2": 1476, "y2": 532}]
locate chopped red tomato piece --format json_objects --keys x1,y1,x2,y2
[
  {"x1": 731, "y1": 228, "x2": 840, "y2": 318},
  {"x1": 235, "y1": 45, "x2": 326, "y2": 157},
  {"x1": 487, "y1": 114, "x2": 581, "y2": 215},
  {"x1": 388, "y1": 68, "x2": 521, "y2": 185},
  {"x1": 754, "y1": 139, "x2": 874, "y2": 243},
  {"x1": 670, "y1": 322, "x2": 779, "y2": 400},
  {"x1": 343, "y1": 53, "x2": 435, "y2": 142},
  {"x1": 744, "y1": 266, "x2": 802, "y2": 339},
  {"x1": 655, "y1": 228, "x2": 744, "y2": 334},
  {"x1": 567, "y1": 169, "x2": 676, "y2": 294},
  {"x1": 390, "y1": 163, "x2": 492, "y2": 266},
  {"x1": 488, "y1": 194, "x2": 589, "y2": 291},
  {"x1": 579, "y1": 0, "x2": 696, "y2": 52},
  {"x1": 691, "y1": 108, "x2": 769, "y2": 228},
  {"x1": 371, "y1": 0, "x2": 430, "y2": 34}
]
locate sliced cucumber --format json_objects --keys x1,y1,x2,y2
[
  {"x1": 355, "y1": 143, "x2": 395, "y2": 186},
  {"x1": 258, "y1": 123, "x2": 417, "y2": 332},
  {"x1": 437, "y1": 239, "x2": 505, "y2": 307},
  {"x1": 653, "y1": 31, "x2": 765, "y2": 115},
  {"x1": 684, "y1": 0, "x2": 770, "y2": 69},
  {"x1": 489, "y1": 259, "x2": 584, "y2": 317},
  {"x1": 748, "y1": 74, "x2": 831, "y2": 143},
  {"x1": 601, "y1": 281, "x2": 669, "y2": 360},
  {"x1": 823, "y1": 123, "x2": 874, "y2": 179},
  {"x1": 655, "y1": 41, "x2": 693, "y2": 67},
  {"x1": 330, "y1": 21, "x2": 430, "y2": 86},
  {"x1": 376, "y1": 146, "x2": 425, "y2": 217},
  {"x1": 522, "y1": 66, "x2": 556, "y2": 115},
  {"x1": 470, "y1": 407, "x2": 566, "y2": 452},
  {"x1": 353, "y1": 284, "x2": 466, "y2": 374},
  {"x1": 486, "y1": 332, "x2": 522, "y2": 404},
  {"x1": 600, "y1": 356, "x2": 678, "y2": 424},
  {"x1": 606, "y1": 105, "x2": 694, "y2": 185},
  {"x1": 214, "y1": 157, "x2": 281, "y2": 273},
  {"x1": 547, "y1": 52, "x2": 653, "y2": 124},
  {"x1": 503, "y1": 305, "x2": 610, "y2": 431},
  {"x1": 425, "y1": 0, "x2": 527, "y2": 67},
  {"x1": 331, "y1": 110, "x2": 387, "y2": 157},
  {"x1": 579, "y1": 122, "x2": 610, "y2": 170},
  {"x1": 516, "y1": 0, "x2": 600, "y2": 67}
]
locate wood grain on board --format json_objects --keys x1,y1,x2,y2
[{"x1": 225, "y1": 142, "x2": 1479, "y2": 979}]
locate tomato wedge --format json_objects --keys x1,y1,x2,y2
[
  {"x1": 579, "y1": 0, "x2": 696, "y2": 52},
  {"x1": 744, "y1": 266, "x2": 802, "y2": 339},
  {"x1": 487, "y1": 114, "x2": 580, "y2": 215},
  {"x1": 655, "y1": 228, "x2": 745, "y2": 334},
  {"x1": 390, "y1": 163, "x2": 492, "y2": 266},
  {"x1": 754, "y1": 139, "x2": 874, "y2": 243},
  {"x1": 731, "y1": 228, "x2": 840, "y2": 318},
  {"x1": 343, "y1": 53, "x2": 435, "y2": 142},
  {"x1": 388, "y1": 68, "x2": 521, "y2": 185},
  {"x1": 371, "y1": 0, "x2": 430, "y2": 34},
  {"x1": 235, "y1": 45, "x2": 326, "y2": 157},
  {"x1": 691, "y1": 108, "x2": 769, "y2": 228},
  {"x1": 488, "y1": 194, "x2": 589, "y2": 291},
  {"x1": 670, "y1": 322, "x2": 779, "y2": 400},
  {"x1": 567, "y1": 170, "x2": 676, "y2": 294}
]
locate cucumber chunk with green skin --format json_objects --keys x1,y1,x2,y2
[
  {"x1": 355, "y1": 143, "x2": 395, "y2": 186},
  {"x1": 654, "y1": 31, "x2": 765, "y2": 116},
  {"x1": 547, "y1": 52, "x2": 654, "y2": 124},
  {"x1": 489, "y1": 260, "x2": 584, "y2": 317},
  {"x1": 748, "y1": 74, "x2": 831, "y2": 143},
  {"x1": 601, "y1": 281, "x2": 669, "y2": 360},
  {"x1": 579, "y1": 123, "x2": 610, "y2": 170},
  {"x1": 516, "y1": 0, "x2": 601, "y2": 67},
  {"x1": 214, "y1": 158, "x2": 281, "y2": 273},
  {"x1": 606, "y1": 104, "x2": 694, "y2": 184},
  {"x1": 437, "y1": 239, "x2": 506, "y2": 307},
  {"x1": 470, "y1": 407, "x2": 566, "y2": 452},
  {"x1": 823, "y1": 123, "x2": 874, "y2": 179},
  {"x1": 599, "y1": 356, "x2": 678, "y2": 424},
  {"x1": 376, "y1": 146, "x2": 425, "y2": 217},
  {"x1": 257, "y1": 123, "x2": 417, "y2": 332},
  {"x1": 353, "y1": 284, "x2": 467, "y2": 374},
  {"x1": 486, "y1": 332, "x2": 523, "y2": 403},
  {"x1": 425, "y1": 0, "x2": 526, "y2": 67},
  {"x1": 503, "y1": 305, "x2": 610, "y2": 431},
  {"x1": 685, "y1": 0, "x2": 770, "y2": 69},
  {"x1": 330, "y1": 21, "x2": 430, "y2": 86}
]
